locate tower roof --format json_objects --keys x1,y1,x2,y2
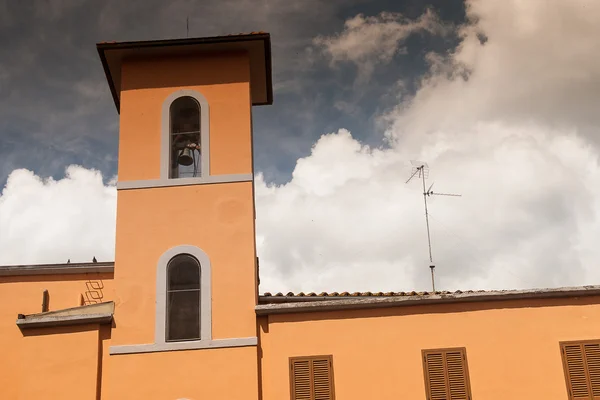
[{"x1": 97, "y1": 32, "x2": 273, "y2": 113}]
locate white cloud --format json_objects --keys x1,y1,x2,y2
[
  {"x1": 256, "y1": 123, "x2": 600, "y2": 293},
  {"x1": 0, "y1": 166, "x2": 116, "y2": 265},
  {"x1": 389, "y1": 0, "x2": 600, "y2": 136},
  {"x1": 255, "y1": 0, "x2": 600, "y2": 293},
  {"x1": 313, "y1": 8, "x2": 450, "y2": 82}
]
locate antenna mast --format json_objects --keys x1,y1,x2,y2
[{"x1": 406, "y1": 161, "x2": 461, "y2": 292}]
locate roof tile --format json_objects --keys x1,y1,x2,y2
[{"x1": 260, "y1": 290, "x2": 502, "y2": 298}]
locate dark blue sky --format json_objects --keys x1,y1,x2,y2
[{"x1": 0, "y1": 0, "x2": 465, "y2": 187}]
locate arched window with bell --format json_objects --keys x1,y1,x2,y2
[
  {"x1": 161, "y1": 90, "x2": 210, "y2": 180},
  {"x1": 170, "y1": 96, "x2": 200, "y2": 178}
]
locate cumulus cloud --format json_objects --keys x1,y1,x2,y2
[
  {"x1": 388, "y1": 0, "x2": 600, "y2": 136},
  {"x1": 313, "y1": 8, "x2": 450, "y2": 82},
  {"x1": 0, "y1": 166, "x2": 116, "y2": 265},
  {"x1": 255, "y1": 0, "x2": 600, "y2": 292},
  {"x1": 256, "y1": 124, "x2": 600, "y2": 293}
]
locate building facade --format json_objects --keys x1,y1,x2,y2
[{"x1": 0, "y1": 32, "x2": 599, "y2": 399}]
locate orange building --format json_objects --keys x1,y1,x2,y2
[{"x1": 1, "y1": 32, "x2": 600, "y2": 400}]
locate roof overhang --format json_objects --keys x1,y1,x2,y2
[
  {"x1": 256, "y1": 285, "x2": 600, "y2": 315},
  {"x1": 96, "y1": 32, "x2": 273, "y2": 113},
  {"x1": 16, "y1": 301, "x2": 114, "y2": 329},
  {"x1": 0, "y1": 261, "x2": 114, "y2": 277}
]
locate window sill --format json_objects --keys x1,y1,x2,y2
[
  {"x1": 109, "y1": 336, "x2": 257, "y2": 355},
  {"x1": 117, "y1": 173, "x2": 253, "y2": 190}
]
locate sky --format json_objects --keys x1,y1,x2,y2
[{"x1": 1, "y1": 0, "x2": 600, "y2": 294}]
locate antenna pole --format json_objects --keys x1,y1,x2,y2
[
  {"x1": 421, "y1": 166, "x2": 434, "y2": 264},
  {"x1": 421, "y1": 166, "x2": 436, "y2": 293},
  {"x1": 406, "y1": 160, "x2": 460, "y2": 293}
]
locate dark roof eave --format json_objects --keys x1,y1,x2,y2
[
  {"x1": 96, "y1": 33, "x2": 273, "y2": 114},
  {"x1": 96, "y1": 45, "x2": 120, "y2": 112},
  {"x1": 96, "y1": 32, "x2": 271, "y2": 52},
  {"x1": 0, "y1": 262, "x2": 114, "y2": 277}
]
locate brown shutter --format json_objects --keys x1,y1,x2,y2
[
  {"x1": 584, "y1": 343, "x2": 600, "y2": 398},
  {"x1": 561, "y1": 340, "x2": 600, "y2": 400},
  {"x1": 292, "y1": 359, "x2": 312, "y2": 400},
  {"x1": 423, "y1": 348, "x2": 472, "y2": 400},
  {"x1": 290, "y1": 355, "x2": 335, "y2": 400}
]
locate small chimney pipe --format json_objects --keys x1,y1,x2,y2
[{"x1": 42, "y1": 289, "x2": 49, "y2": 312}]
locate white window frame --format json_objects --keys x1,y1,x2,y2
[
  {"x1": 161, "y1": 90, "x2": 210, "y2": 180},
  {"x1": 155, "y1": 245, "x2": 212, "y2": 344}
]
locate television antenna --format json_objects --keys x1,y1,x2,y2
[{"x1": 406, "y1": 160, "x2": 461, "y2": 292}]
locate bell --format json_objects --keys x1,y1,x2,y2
[{"x1": 178, "y1": 148, "x2": 194, "y2": 166}]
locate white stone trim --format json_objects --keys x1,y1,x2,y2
[
  {"x1": 161, "y1": 89, "x2": 210, "y2": 180},
  {"x1": 116, "y1": 174, "x2": 253, "y2": 190},
  {"x1": 156, "y1": 245, "x2": 212, "y2": 344},
  {"x1": 109, "y1": 337, "x2": 258, "y2": 355}
]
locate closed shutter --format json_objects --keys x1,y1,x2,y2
[
  {"x1": 423, "y1": 348, "x2": 472, "y2": 400},
  {"x1": 290, "y1": 355, "x2": 335, "y2": 400},
  {"x1": 561, "y1": 340, "x2": 600, "y2": 399},
  {"x1": 585, "y1": 343, "x2": 600, "y2": 399}
]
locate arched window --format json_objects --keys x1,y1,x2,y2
[
  {"x1": 166, "y1": 254, "x2": 201, "y2": 341},
  {"x1": 169, "y1": 96, "x2": 201, "y2": 179},
  {"x1": 155, "y1": 245, "x2": 212, "y2": 346}
]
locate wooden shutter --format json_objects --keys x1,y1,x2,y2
[
  {"x1": 561, "y1": 340, "x2": 600, "y2": 399},
  {"x1": 290, "y1": 355, "x2": 335, "y2": 400},
  {"x1": 423, "y1": 348, "x2": 472, "y2": 400}
]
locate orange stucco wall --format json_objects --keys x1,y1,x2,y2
[
  {"x1": 259, "y1": 296, "x2": 600, "y2": 399},
  {"x1": 107, "y1": 50, "x2": 259, "y2": 399},
  {"x1": 112, "y1": 49, "x2": 257, "y2": 344},
  {"x1": 106, "y1": 346, "x2": 259, "y2": 399},
  {"x1": 112, "y1": 183, "x2": 257, "y2": 345},
  {"x1": 20, "y1": 324, "x2": 101, "y2": 399},
  {"x1": 109, "y1": 183, "x2": 259, "y2": 399},
  {"x1": 118, "y1": 52, "x2": 252, "y2": 181},
  {"x1": 0, "y1": 273, "x2": 114, "y2": 399}
]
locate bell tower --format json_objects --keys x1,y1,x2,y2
[{"x1": 97, "y1": 33, "x2": 272, "y2": 399}]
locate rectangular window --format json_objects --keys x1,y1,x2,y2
[
  {"x1": 290, "y1": 355, "x2": 335, "y2": 400},
  {"x1": 560, "y1": 340, "x2": 600, "y2": 399},
  {"x1": 422, "y1": 347, "x2": 472, "y2": 400}
]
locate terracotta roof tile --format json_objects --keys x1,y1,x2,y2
[
  {"x1": 257, "y1": 286, "x2": 600, "y2": 314},
  {"x1": 261, "y1": 290, "x2": 491, "y2": 298}
]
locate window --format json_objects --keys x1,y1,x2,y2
[
  {"x1": 161, "y1": 90, "x2": 210, "y2": 181},
  {"x1": 289, "y1": 355, "x2": 335, "y2": 400},
  {"x1": 155, "y1": 245, "x2": 212, "y2": 346},
  {"x1": 169, "y1": 96, "x2": 201, "y2": 178},
  {"x1": 422, "y1": 348, "x2": 472, "y2": 400},
  {"x1": 561, "y1": 340, "x2": 600, "y2": 399},
  {"x1": 166, "y1": 254, "x2": 201, "y2": 341}
]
